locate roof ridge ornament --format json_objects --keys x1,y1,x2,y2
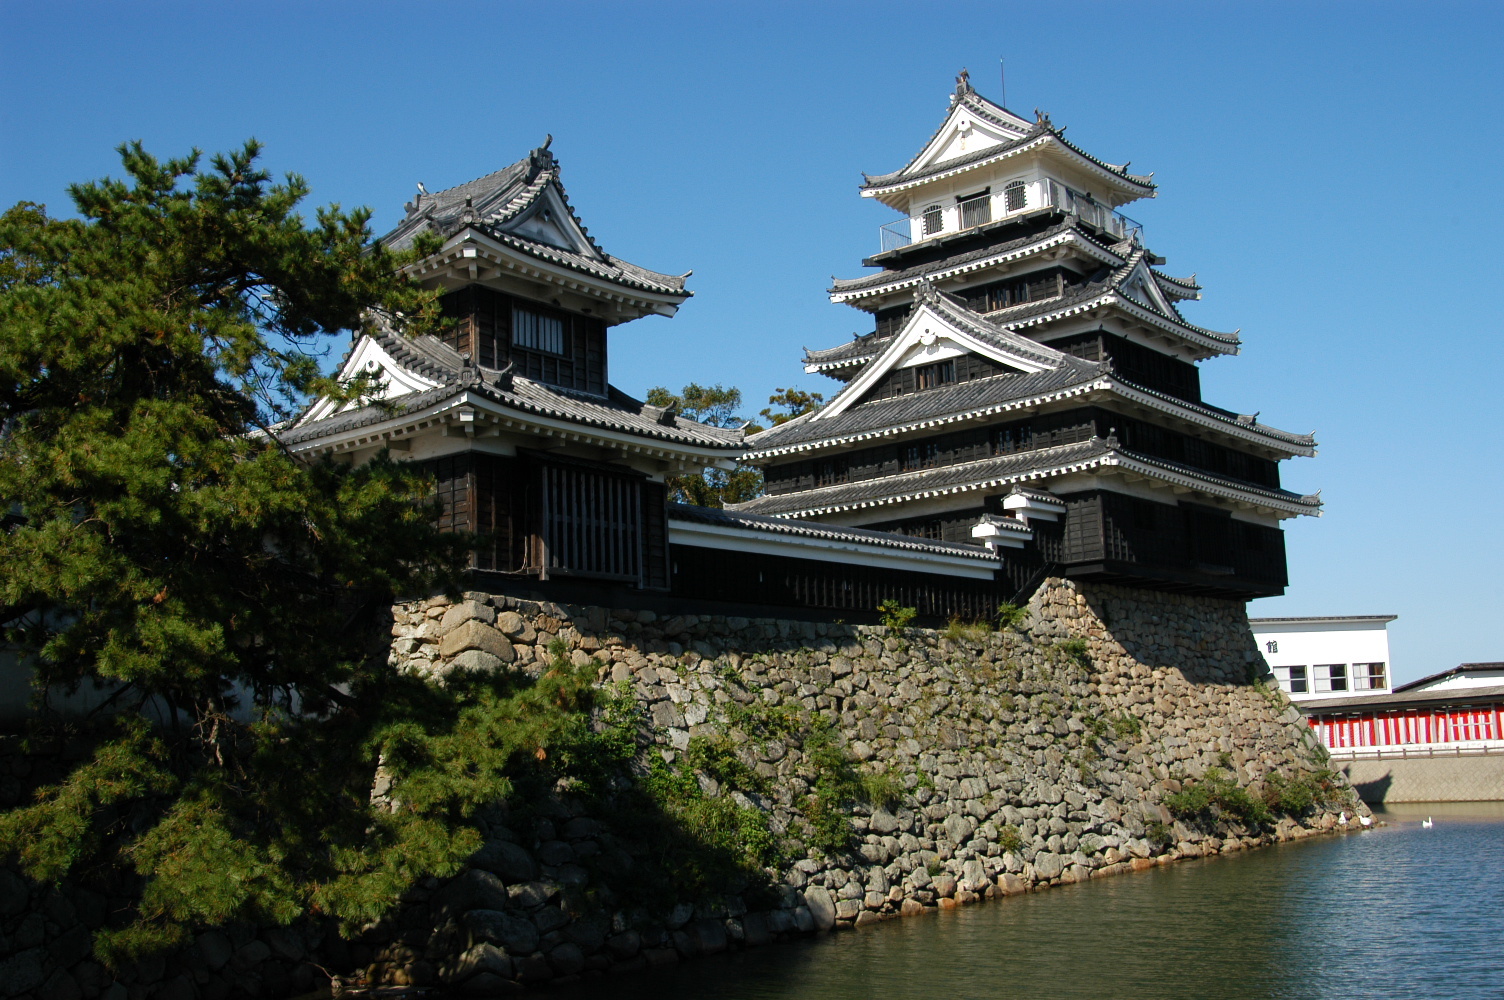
[
  {"x1": 1034, "y1": 107, "x2": 1053, "y2": 129},
  {"x1": 955, "y1": 68, "x2": 973, "y2": 98},
  {"x1": 493, "y1": 359, "x2": 515, "y2": 392}
]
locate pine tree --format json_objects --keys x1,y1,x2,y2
[
  {"x1": 0, "y1": 143, "x2": 590, "y2": 959},
  {"x1": 646, "y1": 383, "x2": 764, "y2": 507}
]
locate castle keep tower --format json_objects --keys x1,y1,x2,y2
[{"x1": 732, "y1": 72, "x2": 1319, "y2": 600}]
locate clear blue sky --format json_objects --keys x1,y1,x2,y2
[{"x1": 3, "y1": 1, "x2": 1500, "y2": 683}]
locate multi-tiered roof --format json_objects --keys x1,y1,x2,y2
[{"x1": 732, "y1": 72, "x2": 1318, "y2": 598}]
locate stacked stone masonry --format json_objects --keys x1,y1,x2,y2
[{"x1": 0, "y1": 578, "x2": 1367, "y2": 998}]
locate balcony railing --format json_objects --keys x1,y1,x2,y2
[
  {"x1": 958, "y1": 193, "x2": 992, "y2": 229},
  {"x1": 879, "y1": 220, "x2": 912, "y2": 252},
  {"x1": 1045, "y1": 180, "x2": 1142, "y2": 243},
  {"x1": 877, "y1": 180, "x2": 1145, "y2": 252}
]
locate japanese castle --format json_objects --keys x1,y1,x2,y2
[
  {"x1": 730, "y1": 70, "x2": 1319, "y2": 602},
  {"x1": 284, "y1": 73, "x2": 1318, "y2": 618}
]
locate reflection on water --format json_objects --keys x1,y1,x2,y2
[{"x1": 542, "y1": 804, "x2": 1504, "y2": 1000}]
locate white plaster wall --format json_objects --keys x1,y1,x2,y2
[{"x1": 1251, "y1": 621, "x2": 1393, "y2": 699}]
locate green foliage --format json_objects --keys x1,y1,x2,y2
[
  {"x1": 1262, "y1": 769, "x2": 1345, "y2": 816},
  {"x1": 0, "y1": 141, "x2": 521, "y2": 959},
  {"x1": 943, "y1": 615, "x2": 990, "y2": 642},
  {"x1": 1146, "y1": 820, "x2": 1175, "y2": 849},
  {"x1": 997, "y1": 824, "x2": 1024, "y2": 854},
  {"x1": 797, "y1": 713, "x2": 896, "y2": 856},
  {"x1": 996, "y1": 602, "x2": 1028, "y2": 631},
  {"x1": 757, "y1": 386, "x2": 824, "y2": 427},
  {"x1": 1111, "y1": 712, "x2": 1143, "y2": 739},
  {"x1": 1055, "y1": 638, "x2": 1092, "y2": 667},
  {"x1": 877, "y1": 599, "x2": 917, "y2": 631},
  {"x1": 645, "y1": 383, "x2": 763, "y2": 507},
  {"x1": 1163, "y1": 768, "x2": 1273, "y2": 828}
]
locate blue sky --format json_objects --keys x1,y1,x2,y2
[{"x1": 3, "y1": 1, "x2": 1500, "y2": 682}]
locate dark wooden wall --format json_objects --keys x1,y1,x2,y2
[
  {"x1": 761, "y1": 405, "x2": 1279, "y2": 497},
  {"x1": 440, "y1": 286, "x2": 608, "y2": 395},
  {"x1": 422, "y1": 451, "x2": 669, "y2": 589},
  {"x1": 1050, "y1": 329, "x2": 1202, "y2": 403},
  {"x1": 669, "y1": 545, "x2": 1004, "y2": 621},
  {"x1": 859, "y1": 352, "x2": 1012, "y2": 405}
]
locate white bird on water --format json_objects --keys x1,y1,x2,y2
[
  {"x1": 1359, "y1": 814, "x2": 1373, "y2": 828},
  {"x1": 1422, "y1": 817, "x2": 1434, "y2": 829}
]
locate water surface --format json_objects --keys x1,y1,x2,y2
[{"x1": 545, "y1": 803, "x2": 1504, "y2": 1000}]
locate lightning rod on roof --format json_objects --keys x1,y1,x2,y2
[{"x1": 999, "y1": 57, "x2": 1005, "y2": 109}]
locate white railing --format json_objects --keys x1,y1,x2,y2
[
  {"x1": 1045, "y1": 180, "x2": 1142, "y2": 243},
  {"x1": 1324, "y1": 739, "x2": 1504, "y2": 761},
  {"x1": 879, "y1": 219, "x2": 912, "y2": 252}
]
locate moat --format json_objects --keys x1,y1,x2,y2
[{"x1": 539, "y1": 803, "x2": 1504, "y2": 1000}]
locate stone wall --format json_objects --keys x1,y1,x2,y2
[
  {"x1": 0, "y1": 578, "x2": 1366, "y2": 999},
  {"x1": 358, "y1": 577, "x2": 1362, "y2": 992}
]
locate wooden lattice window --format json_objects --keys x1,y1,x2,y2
[
  {"x1": 537, "y1": 461, "x2": 645, "y2": 582},
  {"x1": 915, "y1": 360, "x2": 955, "y2": 390},
  {"x1": 922, "y1": 204, "x2": 943, "y2": 236},
  {"x1": 512, "y1": 304, "x2": 565, "y2": 355},
  {"x1": 1004, "y1": 181, "x2": 1027, "y2": 212}
]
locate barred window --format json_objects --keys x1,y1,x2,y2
[
  {"x1": 915, "y1": 360, "x2": 955, "y2": 390},
  {"x1": 922, "y1": 204, "x2": 943, "y2": 236},
  {"x1": 1004, "y1": 180, "x2": 1027, "y2": 212},
  {"x1": 958, "y1": 193, "x2": 991, "y2": 229},
  {"x1": 512, "y1": 305, "x2": 565, "y2": 354}
]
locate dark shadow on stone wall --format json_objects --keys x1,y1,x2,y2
[{"x1": 1344, "y1": 766, "x2": 1393, "y2": 805}]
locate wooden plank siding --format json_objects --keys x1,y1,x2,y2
[
  {"x1": 440, "y1": 286, "x2": 608, "y2": 395},
  {"x1": 421, "y1": 451, "x2": 669, "y2": 588},
  {"x1": 761, "y1": 405, "x2": 1278, "y2": 497},
  {"x1": 669, "y1": 545, "x2": 1004, "y2": 621},
  {"x1": 1048, "y1": 329, "x2": 1202, "y2": 403},
  {"x1": 859, "y1": 352, "x2": 1012, "y2": 405}
]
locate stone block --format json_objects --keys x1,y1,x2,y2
[
  {"x1": 440, "y1": 601, "x2": 496, "y2": 633},
  {"x1": 801, "y1": 887, "x2": 835, "y2": 931},
  {"x1": 440, "y1": 621, "x2": 515, "y2": 662},
  {"x1": 469, "y1": 840, "x2": 538, "y2": 883}
]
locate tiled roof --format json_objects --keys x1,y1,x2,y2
[
  {"x1": 862, "y1": 121, "x2": 1154, "y2": 194},
  {"x1": 283, "y1": 323, "x2": 741, "y2": 452},
  {"x1": 1112, "y1": 448, "x2": 1320, "y2": 510},
  {"x1": 805, "y1": 333, "x2": 893, "y2": 369},
  {"x1": 1298, "y1": 684, "x2": 1504, "y2": 713},
  {"x1": 731, "y1": 438, "x2": 1114, "y2": 517},
  {"x1": 752, "y1": 357, "x2": 1104, "y2": 452},
  {"x1": 667, "y1": 504, "x2": 997, "y2": 561},
  {"x1": 732, "y1": 436, "x2": 1318, "y2": 520},
  {"x1": 829, "y1": 217, "x2": 1113, "y2": 296},
  {"x1": 379, "y1": 144, "x2": 689, "y2": 298}
]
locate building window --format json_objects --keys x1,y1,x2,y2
[
  {"x1": 958, "y1": 192, "x2": 992, "y2": 229},
  {"x1": 1004, "y1": 181, "x2": 1026, "y2": 212},
  {"x1": 814, "y1": 457, "x2": 848, "y2": 487},
  {"x1": 900, "y1": 440, "x2": 941, "y2": 471},
  {"x1": 512, "y1": 305, "x2": 565, "y2": 355},
  {"x1": 915, "y1": 360, "x2": 955, "y2": 390},
  {"x1": 1314, "y1": 664, "x2": 1348, "y2": 693},
  {"x1": 1278, "y1": 665, "x2": 1308, "y2": 694},
  {"x1": 1353, "y1": 663, "x2": 1387, "y2": 690},
  {"x1": 922, "y1": 204, "x2": 943, "y2": 236},
  {"x1": 1265, "y1": 640, "x2": 1279, "y2": 654}
]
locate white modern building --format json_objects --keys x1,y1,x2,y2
[{"x1": 1249, "y1": 615, "x2": 1396, "y2": 701}]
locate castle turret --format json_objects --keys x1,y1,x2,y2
[{"x1": 734, "y1": 72, "x2": 1318, "y2": 600}]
